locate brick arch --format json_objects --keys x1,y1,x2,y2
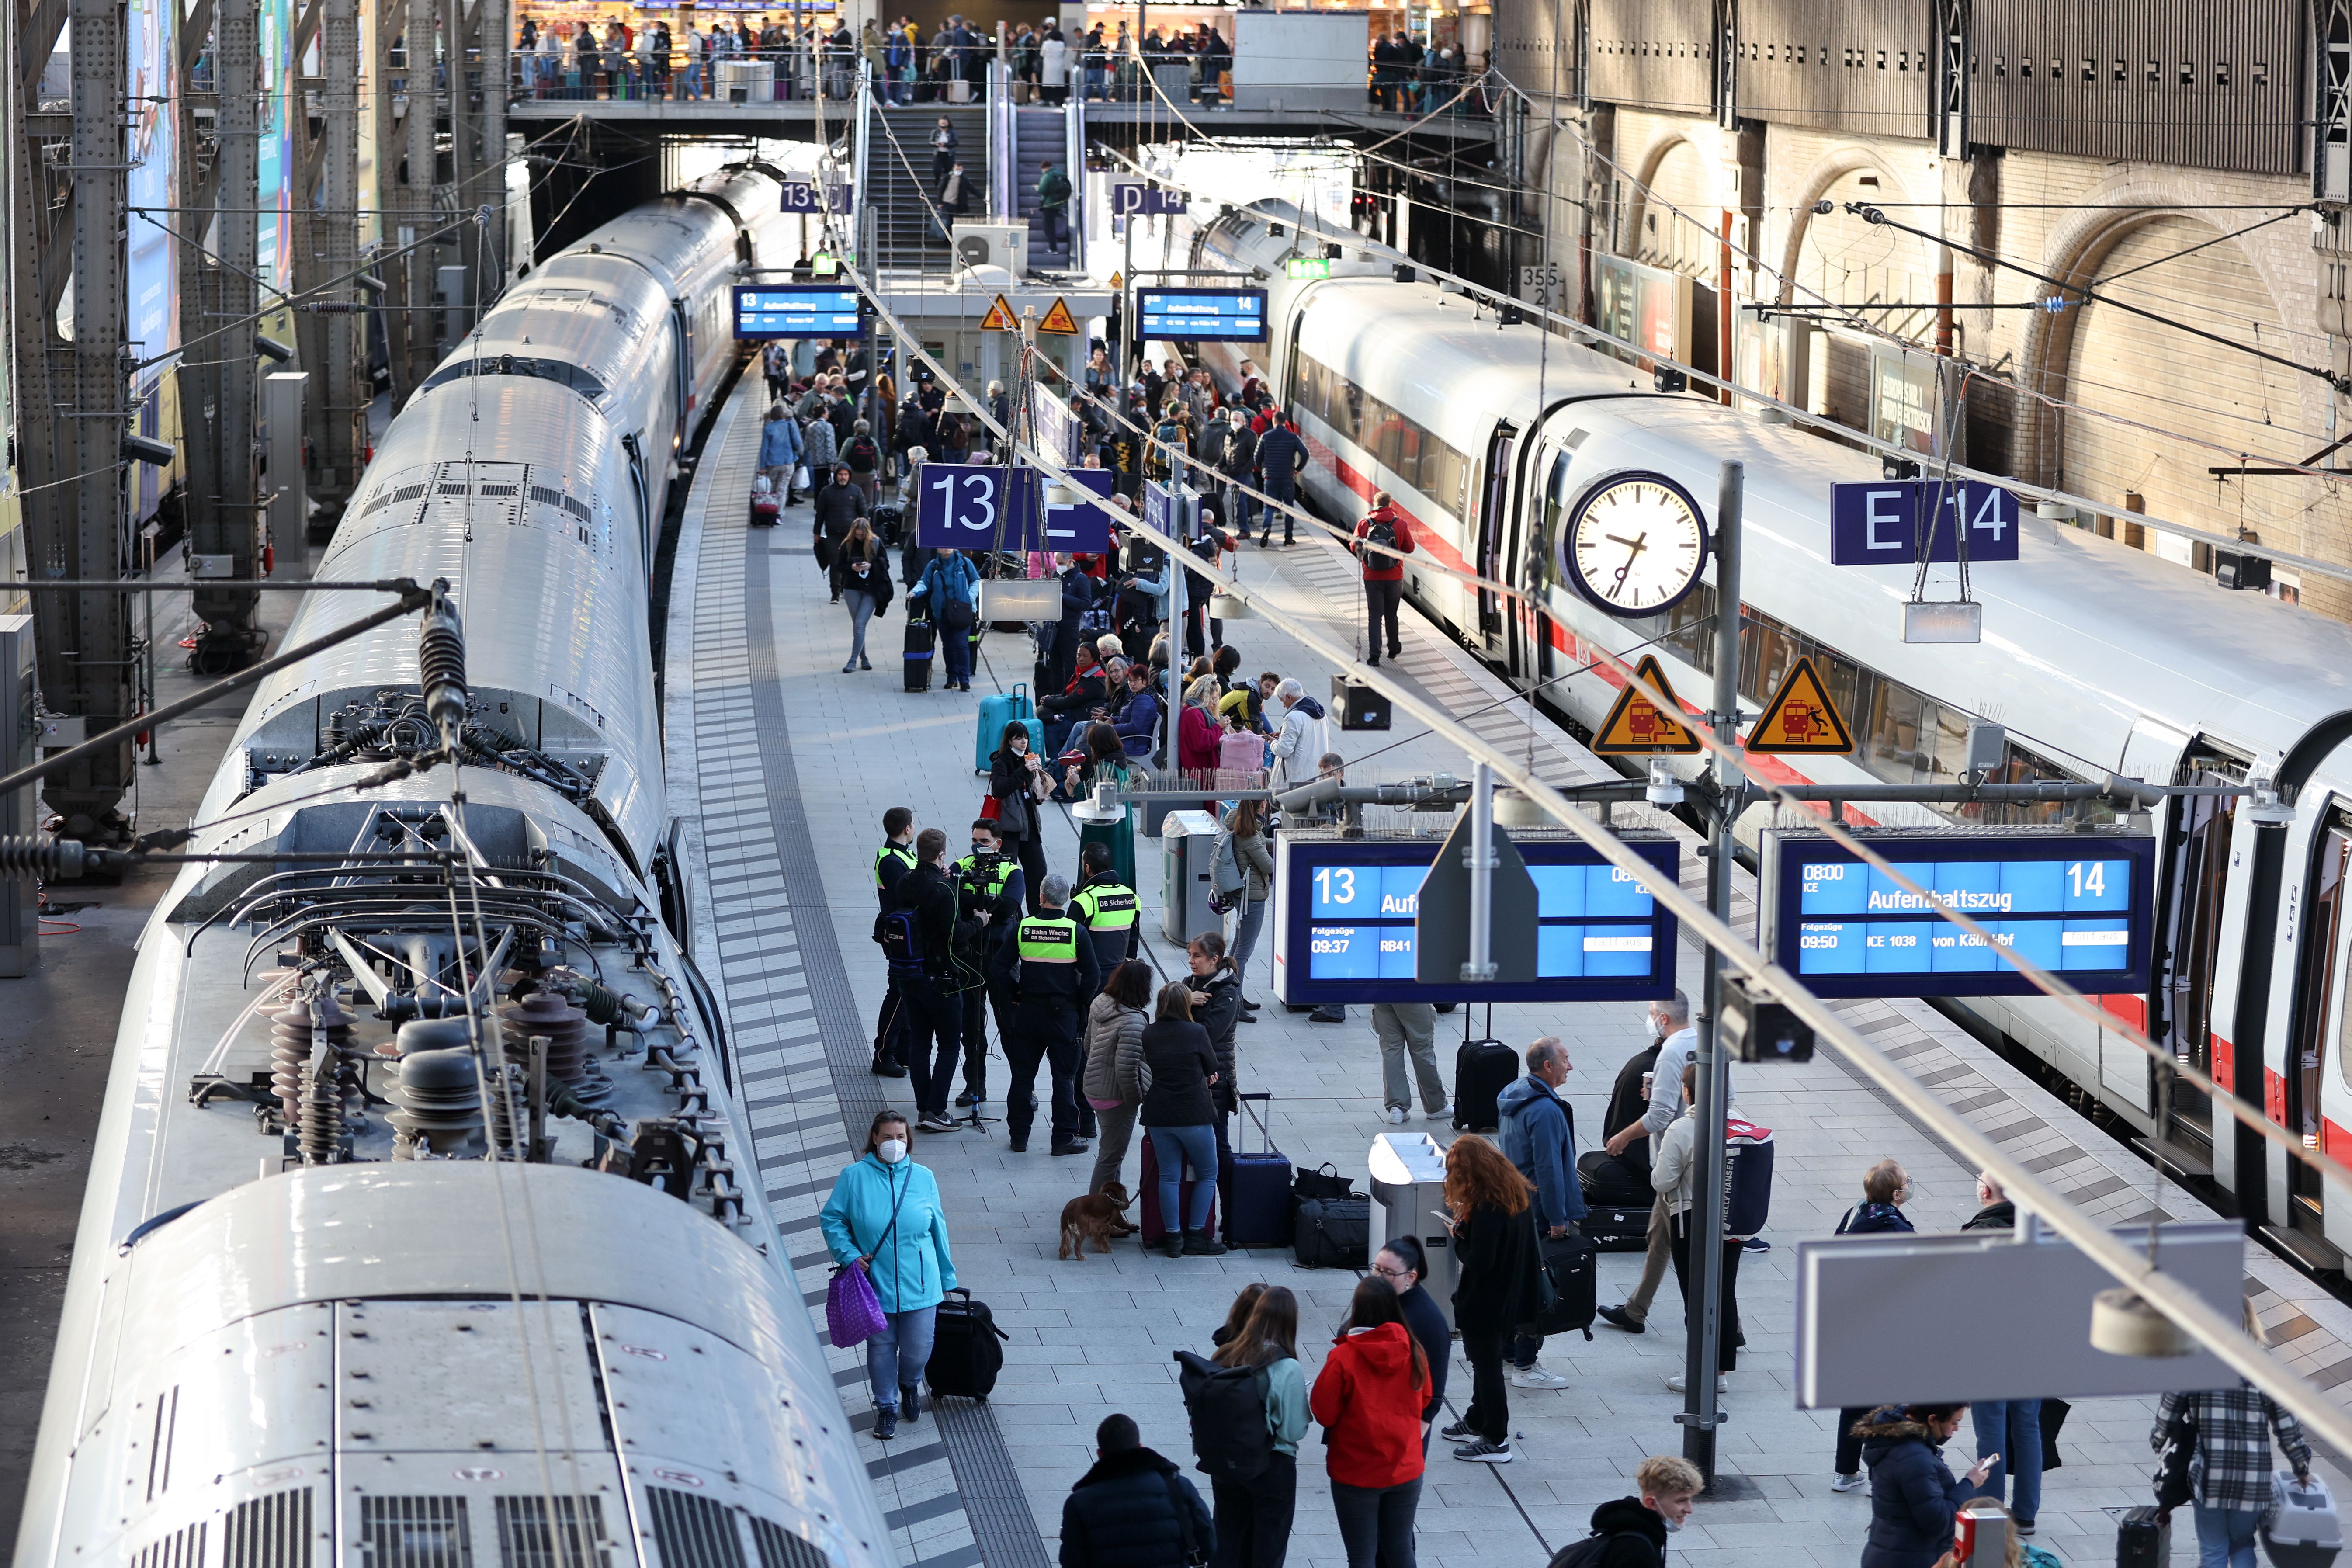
[
  {"x1": 1775, "y1": 146, "x2": 1919, "y2": 304},
  {"x1": 2016, "y1": 170, "x2": 2316, "y2": 488},
  {"x1": 1619, "y1": 128, "x2": 1728, "y2": 256}
]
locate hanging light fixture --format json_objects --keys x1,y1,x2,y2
[
  {"x1": 1209, "y1": 585, "x2": 1254, "y2": 619},
  {"x1": 2089, "y1": 1287, "x2": 2193, "y2": 1358},
  {"x1": 1493, "y1": 788, "x2": 1546, "y2": 828}
]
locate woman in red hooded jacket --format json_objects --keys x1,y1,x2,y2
[{"x1": 1310, "y1": 1276, "x2": 1431, "y2": 1568}]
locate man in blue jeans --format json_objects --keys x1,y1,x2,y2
[
  {"x1": 1497, "y1": 1037, "x2": 1583, "y2": 1391},
  {"x1": 1963, "y1": 1173, "x2": 2043, "y2": 1533},
  {"x1": 912, "y1": 547, "x2": 980, "y2": 691}
]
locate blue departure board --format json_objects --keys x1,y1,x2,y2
[
  {"x1": 1274, "y1": 835, "x2": 1679, "y2": 1005},
  {"x1": 1137, "y1": 287, "x2": 1269, "y2": 343},
  {"x1": 734, "y1": 284, "x2": 864, "y2": 340},
  {"x1": 1764, "y1": 832, "x2": 2156, "y2": 999}
]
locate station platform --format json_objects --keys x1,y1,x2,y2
[{"x1": 663, "y1": 372, "x2": 2352, "y2": 1568}]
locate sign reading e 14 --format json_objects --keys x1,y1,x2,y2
[{"x1": 1830, "y1": 480, "x2": 2020, "y2": 566}]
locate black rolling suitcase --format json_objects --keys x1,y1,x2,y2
[
  {"x1": 925, "y1": 1287, "x2": 1008, "y2": 1400},
  {"x1": 1530, "y1": 1230, "x2": 1597, "y2": 1338},
  {"x1": 903, "y1": 617, "x2": 936, "y2": 692},
  {"x1": 2116, "y1": 1506, "x2": 2168, "y2": 1568},
  {"x1": 1451, "y1": 1037, "x2": 1518, "y2": 1131},
  {"x1": 1577, "y1": 1148, "x2": 1653, "y2": 1252}
]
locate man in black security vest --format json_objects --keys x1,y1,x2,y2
[
  {"x1": 947, "y1": 817, "x2": 1027, "y2": 1122},
  {"x1": 1069, "y1": 840, "x2": 1141, "y2": 976},
  {"x1": 988, "y1": 873, "x2": 1101, "y2": 1155},
  {"x1": 870, "y1": 806, "x2": 919, "y2": 1078}
]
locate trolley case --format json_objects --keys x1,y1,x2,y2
[
  {"x1": 904, "y1": 618, "x2": 936, "y2": 693},
  {"x1": 2265, "y1": 1470, "x2": 2344, "y2": 1568},
  {"x1": 1141, "y1": 1133, "x2": 1217, "y2": 1245},
  {"x1": 1577, "y1": 1149, "x2": 1654, "y2": 1252},
  {"x1": 924, "y1": 1287, "x2": 1008, "y2": 1400},
  {"x1": 2116, "y1": 1506, "x2": 2169, "y2": 1568},
  {"x1": 974, "y1": 682, "x2": 1039, "y2": 775},
  {"x1": 1451, "y1": 1037, "x2": 1519, "y2": 1132},
  {"x1": 1227, "y1": 1093, "x2": 1294, "y2": 1248},
  {"x1": 749, "y1": 475, "x2": 781, "y2": 527}
]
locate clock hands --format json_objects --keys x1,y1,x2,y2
[{"x1": 1606, "y1": 531, "x2": 1649, "y2": 593}]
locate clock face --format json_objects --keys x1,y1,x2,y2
[{"x1": 1563, "y1": 472, "x2": 1710, "y2": 617}]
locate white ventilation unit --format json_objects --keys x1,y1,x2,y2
[{"x1": 951, "y1": 222, "x2": 1029, "y2": 277}]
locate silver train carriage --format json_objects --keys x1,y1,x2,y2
[
  {"x1": 1188, "y1": 198, "x2": 2352, "y2": 1267},
  {"x1": 11, "y1": 167, "x2": 895, "y2": 1568}
]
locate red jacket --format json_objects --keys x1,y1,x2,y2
[
  {"x1": 1309, "y1": 1323, "x2": 1429, "y2": 1488},
  {"x1": 1177, "y1": 701, "x2": 1220, "y2": 773},
  {"x1": 1353, "y1": 506, "x2": 1415, "y2": 582}
]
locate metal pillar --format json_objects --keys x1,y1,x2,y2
[
  {"x1": 18, "y1": 0, "x2": 138, "y2": 839},
  {"x1": 180, "y1": 0, "x2": 264, "y2": 671},
  {"x1": 318, "y1": 0, "x2": 362, "y2": 502},
  {"x1": 401, "y1": 1, "x2": 437, "y2": 390},
  {"x1": 447, "y1": 0, "x2": 508, "y2": 319},
  {"x1": 1682, "y1": 458, "x2": 1743, "y2": 1485}
]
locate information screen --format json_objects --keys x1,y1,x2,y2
[
  {"x1": 1764, "y1": 832, "x2": 2156, "y2": 999},
  {"x1": 1137, "y1": 287, "x2": 1269, "y2": 343},
  {"x1": 1274, "y1": 835, "x2": 1679, "y2": 1005},
  {"x1": 733, "y1": 284, "x2": 863, "y2": 340}
]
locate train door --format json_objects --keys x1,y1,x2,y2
[
  {"x1": 2152, "y1": 736, "x2": 2252, "y2": 1167},
  {"x1": 621, "y1": 432, "x2": 652, "y2": 574},
  {"x1": 1473, "y1": 421, "x2": 1517, "y2": 659},
  {"x1": 2285, "y1": 806, "x2": 2352, "y2": 1239},
  {"x1": 670, "y1": 297, "x2": 695, "y2": 437}
]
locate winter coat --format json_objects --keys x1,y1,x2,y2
[
  {"x1": 1058, "y1": 1446, "x2": 1214, "y2": 1568},
  {"x1": 817, "y1": 1153, "x2": 956, "y2": 1314},
  {"x1": 1452, "y1": 1199, "x2": 1543, "y2": 1335},
  {"x1": 1575, "y1": 1498, "x2": 1670, "y2": 1568},
  {"x1": 814, "y1": 480, "x2": 868, "y2": 543},
  {"x1": 1497, "y1": 1075, "x2": 1585, "y2": 1232},
  {"x1": 1253, "y1": 426, "x2": 1308, "y2": 494},
  {"x1": 1177, "y1": 702, "x2": 1220, "y2": 774},
  {"x1": 1353, "y1": 505, "x2": 1415, "y2": 582},
  {"x1": 1397, "y1": 1283, "x2": 1450, "y2": 1421},
  {"x1": 829, "y1": 538, "x2": 895, "y2": 607},
  {"x1": 1835, "y1": 1201, "x2": 1914, "y2": 1235},
  {"x1": 1223, "y1": 812, "x2": 1273, "y2": 902},
  {"x1": 1139, "y1": 1020, "x2": 1218, "y2": 1128},
  {"x1": 1961, "y1": 1200, "x2": 2015, "y2": 1230},
  {"x1": 1270, "y1": 696, "x2": 1331, "y2": 790},
  {"x1": 1041, "y1": 35, "x2": 1069, "y2": 83},
  {"x1": 1191, "y1": 968, "x2": 1242, "y2": 1114},
  {"x1": 1081, "y1": 993, "x2": 1148, "y2": 1107},
  {"x1": 804, "y1": 416, "x2": 839, "y2": 470},
  {"x1": 759, "y1": 416, "x2": 804, "y2": 471},
  {"x1": 1856, "y1": 1410, "x2": 1974, "y2": 1568},
  {"x1": 1112, "y1": 689, "x2": 1161, "y2": 758},
  {"x1": 1602, "y1": 1041, "x2": 1661, "y2": 1176},
  {"x1": 1308, "y1": 1322, "x2": 1428, "y2": 1489},
  {"x1": 912, "y1": 552, "x2": 982, "y2": 619}
]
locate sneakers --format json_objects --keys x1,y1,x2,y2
[
  {"x1": 1181, "y1": 1228, "x2": 1228, "y2": 1256},
  {"x1": 955, "y1": 1089, "x2": 983, "y2": 1107},
  {"x1": 1453, "y1": 1440, "x2": 1513, "y2": 1464},
  {"x1": 1385, "y1": 1106, "x2": 1408, "y2": 1125},
  {"x1": 917, "y1": 1111, "x2": 958, "y2": 1133},
  {"x1": 873, "y1": 1408, "x2": 898, "y2": 1440},
  {"x1": 1663, "y1": 1373, "x2": 1729, "y2": 1395},
  {"x1": 1511, "y1": 1365, "x2": 1571, "y2": 1390},
  {"x1": 900, "y1": 1385, "x2": 923, "y2": 1425},
  {"x1": 1744, "y1": 1237, "x2": 1771, "y2": 1253},
  {"x1": 1426, "y1": 1103, "x2": 1452, "y2": 1121},
  {"x1": 2015, "y1": 1522, "x2": 2036, "y2": 1539},
  {"x1": 1830, "y1": 1473, "x2": 1868, "y2": 1494},
  {"x1": 1308, "y1": 1006, "x2": 1346, "y2": 1023},
  {"x1": 1439, "y1": 1417, "x2": 1477, "y2": 1441},
  {"x1": 1597, "y1": 1305, "x2": 1646, "y2": 1334}
]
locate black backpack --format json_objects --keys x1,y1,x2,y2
[
  {"x1": 1172, "y1": 1350, "x2": 1274, "y2": 1482},
  {"x1": 1548, "y1": 1530, "x2": 1656, "y2": 1568},
  {"x1": 875, "y1": 905, "x2": 926, "y2": 978},
  {"x1": 1365, "y1": 516, "x2": 1398, "y2": 551}
]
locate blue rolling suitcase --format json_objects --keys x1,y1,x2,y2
[
  {"x1": 1227, "y1": 1093, "x2": 1294, "y2": 1248},
  {"x1": 974, "y1": 682, "x2": 1039, "y2": 774}
]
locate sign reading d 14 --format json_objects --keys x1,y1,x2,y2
[{"x1": 1829, "y1": 480, "x2": 2020, "y2": 566}]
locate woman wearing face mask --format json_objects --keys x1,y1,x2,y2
[
  {"x1": 819, "y1": 1110, "x2": 956, "y2": 1440},
  {"x1": 987, "y1": 721, "x2": 1051, "y2": 916}
]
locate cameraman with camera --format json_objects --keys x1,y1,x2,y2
[{"x1": 1352, "y1": 489, "x2": 1416, "y2": 667}]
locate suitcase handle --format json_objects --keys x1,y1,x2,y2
[{"x1": 1238, "y1": 1091, "x2": 1273, "y2": 1155}]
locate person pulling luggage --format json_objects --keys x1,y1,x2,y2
[
  {"x1": 818, "y1": 1109, "x2": 957, "y2": 1442},
  {"x1": 1496, "y1": 1036, "x2": 1583, "y2": 1392}
]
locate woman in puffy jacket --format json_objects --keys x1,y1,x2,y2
[
  {"x1": 1855, "y1": 1403, "x2": 1995, "y2": 1568},
  {"x1": 819, "y1": 1109, "x2": 956, "y2": 1441},
  {"x1": 1081, "y1": 960, "x2": 1152, "y2": 1197},
  {"x1": 1310, "y1": 1276, "x2": 1431, "y2": 1568}
]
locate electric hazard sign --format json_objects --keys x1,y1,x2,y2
[{"x1": 1591, "y1": 655, "x2": 1702, "y2": 755}]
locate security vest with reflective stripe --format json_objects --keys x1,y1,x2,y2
[
  {"x1": 874, "y1": 840, "x2": 920, "y2": 911},
  {"x1": 1016, "y1": 914, "x2": 1081, "y2": 964},
  {"x1": 1071, "y1": 878, "x2": 1139, "y2": 967}
]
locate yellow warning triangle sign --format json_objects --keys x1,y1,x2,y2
[
  {"x1": 1039, "y1": 295, "x2": 1080, "y2": 334},
  {"x1": 1591, "y1": 655, "x2": 1702, "y2": 755},
  {"x1": 979, "y1": 293, "x2": 1019, "y2": 332},
  {"x1": 1109, "y1": 269, "x2": 1125, "y2": 291},
  {"x1": 1744, "y1": 655, "x2": 1856, "y2": 754}
]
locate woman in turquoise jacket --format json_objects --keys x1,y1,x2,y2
[{"x1": 820, "y1": 1110, "x2": 957, "y2": 1439}]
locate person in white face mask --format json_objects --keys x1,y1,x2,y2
[{"x1": 820, "y1": 1110, "x2": 957, "y2": 1440}]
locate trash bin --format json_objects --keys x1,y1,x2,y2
[
  {"x1": 1369, "y1": 1132, "x2": 1457, "y2": 1329},
  {"x1": 1161, "y1": 808, "x2": 1220, "y2": 942}
]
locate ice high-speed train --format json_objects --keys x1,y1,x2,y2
[
  {"x1": 1190, "y1": 198, "x2": 2352, "y2": 1263},
  {"x1": 13, "y1": 166, "x2": 895, "y2": 1568}
]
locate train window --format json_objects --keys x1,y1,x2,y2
[{"x1": 1867, "y1": 683, "x2": 1927, "y2": 781}]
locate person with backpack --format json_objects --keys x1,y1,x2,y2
[
  {"x1": 844, "y1": 418, "x2": 884, "y2": 506},
  {"x1": 1311, "y1": 1277, "x2": 1432, "y2": 1568},
  {"x1": 1855, "y1": 1404, "x2": 1998, "y2": 1568},
  {"x1": 886, "y1": 829, "x2": 978, "y2": 1126},
  {"x1": 818, "y1": 1109, "x2": 957, "y2": 1442},
  {"x1": 1351, "y1": 490, "x2": 1415, "y2": 666},
  {"x1": 1039, "y1": 160, "x2": 1074, "y2": 251},
  {"x1": 1190, "y1": 1285, "x2": 1307, "y2": 1568},
  {"x1": 1062, "y1": 1413, "x2": 1216, "y2": 1568},
  {"x1": 1496, "y1": 1036, "x2": 1583, "y2": 1392},
  {"x1": 1549, "y1": 1455, "x2": 1704, "y2": 1568},
  {"x1": 910, "y1": 547, "x2": 982, "y2": 691},
  {"x1": 1830, "y1": 1159, "x2": 1915, "y2": 1492},
  {"x1": 1438, "y1": 1134, "x2": 1542, "y2": 1465}
]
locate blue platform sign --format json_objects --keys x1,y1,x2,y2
[
  {"x1": 1137, "y1": 287, "x2": 1269, "y2": 343},
  {"x1": 1829, "y1": 480, "x2": 2021, "y2": 565},
  {"x1": 1110, "y1": 181, "x2": 1189, "y2": 217},
  {"x1": 778, "y1": 180, "x2": 849, "y2": 214},
  {"x1": 1273, "y1": 835, "x2": 1680, "y2": 1005},
  {"x1": 733, "y1": 284, "x2": 863, "y2": 340},
  {"x1": 1764, "y1": 831, "x2": 2155, "y2": 999},
  {"x1": 916, "y1": 464, "x2": 1117, "y2": 552}
]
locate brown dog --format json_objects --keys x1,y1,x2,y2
[{"x1": 1058, "y1": 1182, "x2": 1138, "y2": 1259}]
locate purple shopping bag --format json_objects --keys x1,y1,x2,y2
[{"x1": 826, "y1": 1263, "x2": 888, "y2": 1346}]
